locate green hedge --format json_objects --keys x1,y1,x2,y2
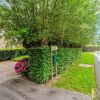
[
  {"x1": 28, "y1": 47, "x2": 51, "y2": 84},
  {"x1": 28, "y1": 47, "x2": 81, "y2": 84},
  {"x1": 0, "y1": 48, "x2": 27, "y2": 61},
  {"x1": 57, "y1": 48, "x2": 81, "y2": 73}
]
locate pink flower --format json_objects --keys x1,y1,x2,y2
[
  {"x1": 14, "y1": 60, "x2": 29, "y2": 75},
  {"x1": 23, "y1": 66, "x2": 27, "y2": 71}
]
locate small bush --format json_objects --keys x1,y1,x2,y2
[{"x1": 14, "y1": 60, "x2": 29, "y2": 76}]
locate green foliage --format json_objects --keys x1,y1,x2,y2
[
  {"x1": 28, "y1": 47, "x2": 51, "y2": 84},
  {"x1": 12, "y1": 55, "x2": 29, "y2": 61},
  {"x1": 57, "y1": 48, "x2": 81, "y2": 73},
  {"x1": 28, "y1": 47, "x2": 81, "y2": 84},
  {"x1": 0, "y1": 0, "x2": 96, "y2": 47},
  {"x1": 0, "y1": 48, "x2": 27, "y2": 61}
]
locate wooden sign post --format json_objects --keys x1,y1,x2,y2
[{"x1": 50, "y1": 45, "x2": 58, "y2": 80}]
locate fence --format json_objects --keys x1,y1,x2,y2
[{"x1": 83, "y1": 46, "x2": 100, "y2": 52}]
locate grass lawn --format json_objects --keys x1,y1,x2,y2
[
  {"x1": 79, "y1": 52, "x2": 94, "y2": 64},
  {"x1": 50, "y1": 52, "x2": 96, "y2": 99}
]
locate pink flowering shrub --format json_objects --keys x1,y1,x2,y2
[{"x1": 14, "y1": 60, "x2": 29, "y2": 76}]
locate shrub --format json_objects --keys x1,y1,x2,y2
[
  {"x1": 57, "y1": 48, "x2": 81, "y2": 73},
  {"x1": 28, "y1": 47, "x2": 51, "y2": 84},
  {"x1": 14, "y1": 60, "x2": 29, "y2": 76},
  {"x1": 0, "y1": 48, "x2": 27, "y2": 61}
]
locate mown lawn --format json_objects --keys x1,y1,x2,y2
[
  {"x1": 50, "y1": 52, "x2": 96, "y2": 99},
  {"x1": 79, "y1": 52, "x2": 94, "y2": 64}
]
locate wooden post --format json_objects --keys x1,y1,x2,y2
[
  {"x1": 55, "y1": 50, "x2": 57, "y2": 77},
  {"x1": 50, "y1": 45, "x2": 58, "y2": 79},
  {"x1": 50, "y1": 48, "x2": 53, "y2": 80}
]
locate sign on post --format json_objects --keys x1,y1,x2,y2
[{"x1": 51, "y1": 46, "x2": 58, "y2": 51}]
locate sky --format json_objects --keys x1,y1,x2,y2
[{"x1": 96, "y1": 20, "x2": 100, "y2": 34}]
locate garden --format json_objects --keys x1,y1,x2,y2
[{"x1": 0, "y1": 0, "x2": 97, "y2": 100}]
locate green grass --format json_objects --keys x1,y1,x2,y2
[
  {"x1": 79, "y1": 52, "x2": 94, "y2": 64},
  {"x1": 12, "y1": 55, "x2": 29, "y2": 61},
  {"x1": 51, "y1": 65, "x2": 95, "y2": 95},
  {"x1": 50, "y1": 52, "x2": 96, "y2": 98}
]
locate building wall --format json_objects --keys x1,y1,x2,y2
[{"x1": 0, "y1": 37, "x2": 7, "y2": 49}]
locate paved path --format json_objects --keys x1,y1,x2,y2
[
  {"x1": 0, "y1": 61, "x2": 92, "y2": 100},
  {"x1": 0, "y1": 77, "x2": 91, "y2": 100},
  {"x1": 95, "y1": 52, "x2": 100, "y2": 100},
  {"x1": 0, "y1": 61, "x2": 19, "y2": 84}
]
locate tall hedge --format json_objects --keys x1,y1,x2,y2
[
  {"x1": 57, "y1": 48, "x2": 81, "y2": 73},
  {"x1": 28, "y1": 47, "x2": 51, "y2": 84},
  {"x1": 28, "y1": 47, "x2": 81, "y2": 84},
  {"x1": 0, "y1": 48, "x2": 27, "y2": 61}
]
